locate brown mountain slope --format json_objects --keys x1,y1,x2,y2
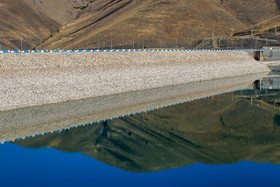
[
  {"x1": 234, "y1": 15, "x2": 280, "y2": 37},
  {"x1": 227, "y1": 14, "x2": 280, "y2": 48},
  {"x1": 1, "y1": 0, "x2": 279, "y2": 50},
  {"x1": 217, "y1": 0, "x2": 279, "y2": 26},
  {"x1": 40, "y1": 0, "x2": 280, "y2": 50},
  {"x1": 0, "y1": 0, "x2": 90, "y2": 50}
]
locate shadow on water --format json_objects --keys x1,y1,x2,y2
[{"x1": 15, "y1": 83, "x2": 280, "y2": 173}]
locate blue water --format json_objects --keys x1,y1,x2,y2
[
  {"x1": 2, "y1": 88, "x2": 280, "y2": 187},
  {"x1": 0, "y1": 143, "x2": 279, "y2": 187}
]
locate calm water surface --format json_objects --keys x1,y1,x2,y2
[{"x1": 1, "y1": 78, "x2": 280, "y2": 187}]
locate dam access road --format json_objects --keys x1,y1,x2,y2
[{"x1": 0, "y1": 49, "x2": 270, "y2": 112}]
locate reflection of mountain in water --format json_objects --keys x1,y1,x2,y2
[{"x1": 16, "y1": 92, "x2": 280, "y2": 173}]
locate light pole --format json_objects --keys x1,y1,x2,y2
[
  {"x1": 133, "y1": 37, "x2": 135, "y2": 50},
  {"x1": 98, "y1": 36, "x2": 100, "y2": 50},
  {"x1": 110, "y1": 36, "x2": 112, "y2": 50},
  {"x1": 56, "y1": 35, "x2": 58, "y2": 50},
  {"x1": 72, "y1": 38, "x2": 73, "y2": 50},
  {"x1": 20, "y1": 33, "x2": 23, "y2": 51},
  {"x1": 0, "y1": 33, "x2": 2, "y2": 51},
  {"x1": 40, "y1": 34, "x2": 42, "y2": 51}
]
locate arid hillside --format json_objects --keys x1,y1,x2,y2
[
  {"x1": 40, "y1": 0, "x2": 280, "y2": 50},
  {"x1": 234, "y1": 14, "x2": 280, "y2": 39},
  {"x1": 1, "y1": 0, "x2": 279, "y2": 50},
  {"x1": 0, "y1": 0, "x2": 90, "y2": 50}
]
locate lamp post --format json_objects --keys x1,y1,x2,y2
[
  {"x1": 20, "y1": 33, "x2": 23, "y2": 51},
  {"x1": 110, "y1": 36, "x2": 112, "y2": 50},
  {"x1": 133, "y1": 37, "x2": 135, "y2": 50},
  {"x1": 56, "y1": 34, "x2": 58, "y2": 50},
  {"x1": 40, "y1": 34, "x2": 42, "y2": 51},
  {"x1": 98, "y1": 36, "x2": 100, "y2": 50},
  {"x1": 0, "y1": 33, "x2": 2, "y2": 51}
]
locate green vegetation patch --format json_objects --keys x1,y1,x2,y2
[{"x1": 73, "y1": 1, "x2": 94, "y2": 10}]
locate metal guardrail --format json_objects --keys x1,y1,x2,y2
[{"x1": 0, "y1": 48, "x2": 276, "y2": 54}]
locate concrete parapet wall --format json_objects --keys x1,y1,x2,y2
[{"x1": 0, "y1": 50, "x2": 269, "y2": 111}]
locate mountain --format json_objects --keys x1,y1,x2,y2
[
  {"x1": 1, "y1": 0, "x2": 279, "y2": 50},
  {"x1": 0, "y1": 0, "x2": 89, "y2": 50},
  {"x1": 41, "y1": 0, "x2": 280, "y2": 50},
  {"x1": 234, "y1": 15, "x2": 280, "y2": 39},
  {"x1": 16, "y1": 93, "x2": 280, "y2": 172}
]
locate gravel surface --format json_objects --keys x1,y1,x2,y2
[{"x1": 0, "y1": 51, "x2": 269, "y2": 111}]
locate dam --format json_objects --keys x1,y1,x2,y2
[
  {"x1": 0, "y1": 48, "x2": 271, "y2": 143},
  {"x1": 0, "y1": 49, "x2": 269, "y2": 111}
]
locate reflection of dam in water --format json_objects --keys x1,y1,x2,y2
[
  {"x1": 254, "y1": 76, "x2": 280, "y2": 90},
  {"x1": 0, "y1": 73, "x2": 266, "y2": 143},
  {"x1": 241, "y1": 76, "x2": 280, "y2": 105},
  {"x1": 238, "y1": 88, "x2": 280, "y2": 105},
  {"x1": 15, "y1": 86, "x2": 280, "y2": 173}
]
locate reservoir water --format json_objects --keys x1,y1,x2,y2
[{"x1": 1, "y1": 75, "x2": 280, "y2": 186}]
